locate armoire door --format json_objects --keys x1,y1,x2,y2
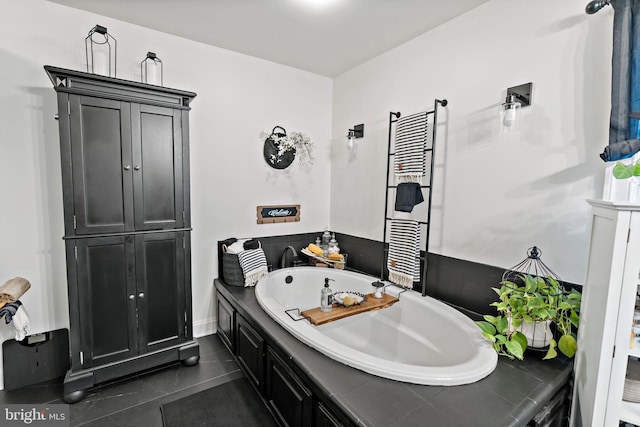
[
  {"x1": 69, "y1": 95, "x2": 134, "y2": 235},
  {"x1": 135, "y1": 231, "x2": 187, "y2": 354},
  {"x1": 131, "y1": 104, "x2": 184, "y2": 231},
  {"x1": 75, "y1": 235, "x2": 138, "y2": 368}
]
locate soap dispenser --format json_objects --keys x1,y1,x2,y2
[{"x1": 321, "y1": 278, "x2": 334, "y2": 312}]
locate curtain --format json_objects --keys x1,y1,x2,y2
[{"x1": 600, "y1": 0, "x2": 640, "y2": 162}]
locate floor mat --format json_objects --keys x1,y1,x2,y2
[{"x1": 160, "y1": 377, "x2": 277, "y2": 427}]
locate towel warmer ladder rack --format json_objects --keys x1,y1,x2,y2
[{"x1": 381, "y1": 98, "x2": 447, "y2": 296}]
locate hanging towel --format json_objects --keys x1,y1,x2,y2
[
  {"x1": 237, "y1": 248, "x2": 268, "y2": 287},
  {"x1": 395, "y1": 182, "x2": 424, "y2": 213},
  {"x1": 387, "y1": 219, "x2": 420, "y2": 287},
  {"x1": 394, "y1": 111, "x2": 429, "y2": 183}
]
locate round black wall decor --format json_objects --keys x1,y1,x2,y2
[{"x1": 263, "y1": 126, "x2": 296, "y2": 169}]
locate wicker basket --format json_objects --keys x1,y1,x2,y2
[
  {"x1": 221, "y1": 241, "x2": 262, "y2": 287},
  {"x1": 624, "y1": 358, "x2": 640, "y2": 402}
]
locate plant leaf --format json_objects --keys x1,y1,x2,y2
[
  {"x1": 569, "y1": 312, "x2": 580, "y2": 328},
  {"x1": 496, "y1": 316, "x2": 509, "y2": 334},
  {"x1": 558, "y1": 334, "x2": 578, "y2": 358},
  {"x1": 613, "y1": 161, "x2": 635, "y2": 179},
  {"x1": 476, "y1": 321, "x2": 496, "y2": 335},
  {"x1": 543, "y1": 339, "x2": 558, "y2": 360},
  {"x1": 483, "y1": 315, "x2": 499, "y2": 325},
  {"x1": 634, "y1": 162, "x2": 640, "y2": 177},
  {"x1": 505, "y1": 339, "x2": 524, "y2": 360},
  {"x1": 481, "y1": 332, "x2": 497, "y2": 343},
  {"x1": 512, "y1": 331, "x2": 528, "y2": 351}
]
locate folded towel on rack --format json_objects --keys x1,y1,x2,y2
[
  {"x1": 395, "y1": 182, "x2": 424, "y2": 213},
  {"x1": 237, "y1": 248, "x2": 268, "y2": 287},
  {"x1": 387, "y1": 219, "x2": 420, "y2": 287},
  {"x1": 394, "y1": 111, "x2": 429, "y2": 184}
]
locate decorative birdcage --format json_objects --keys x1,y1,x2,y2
[
  {"x1": 501, "y1": 246, "x2": 562, "y2": 287},
  {"x1": 500, "y1": 246, "x2": 566, "y2": 350}
]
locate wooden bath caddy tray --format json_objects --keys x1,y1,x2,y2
[{"x1": 300, "y1": 293, "x2": 399, "y2": 326}]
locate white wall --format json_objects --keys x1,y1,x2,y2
[
  {"x1": 0, "y1": 0, "x2": 332, "y2": 387},
  {"x1": 331, "y1": 0, "x2": 613, "y2": 285}
]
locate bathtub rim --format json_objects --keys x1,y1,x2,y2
[{"x1": 255, "y1": 267, "x2": 498, "y2": 386}]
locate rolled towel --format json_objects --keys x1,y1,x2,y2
[
  {"x1": 12, "y1": 304, "x2": 30, "y2": 341},
  {"x1": 225, "y1": 239, "x2": 250, "y2": 254},
  {"x1": 243, "y1": 239, "x2": 261, "y2": 250},
  {"x1": 0, "y1": 301, "x2": 21, "y2": 324},
  {"x1": 600, "y1": 139, "x2": 640, "y2": 162}
]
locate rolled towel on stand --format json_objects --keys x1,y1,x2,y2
[
  {"x1": 0, "y1": 301, "x2": 31, "y2": 341},
  {"x1": 0, "y1": 277, "x2": 32, "y2": 341}
]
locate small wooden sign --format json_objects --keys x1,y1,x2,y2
[{"x1": 257, "y1": 205, "x2": 300, "y2": 224}]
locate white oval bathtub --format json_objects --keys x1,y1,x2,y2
[{"x1": 255, "y1": 267, "x2": 497, "y2": 386}]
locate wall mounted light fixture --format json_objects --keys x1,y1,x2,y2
[
  {"x1": 141, "y1": 51, "x2": 163, "y2": 86},
  {"x1": 347, "y1": 124, "x2": 364, "y2": 150},
  {"x1": 85, "y1": 25, "x2": 117, "y2": 77},
  {"x1": 502, "y1": 82, "x2": 532, "y2": 132},
  {"x1": 585, "y1": 0, "x2": 610, "y2": 14}
]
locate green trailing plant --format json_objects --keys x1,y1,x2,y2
[
  {"x1": 612, "y1": 160, "x2": 640, "y2": 179},
  {"x1": 475, "y1": 274, "x2": 581, "y2": 361}
]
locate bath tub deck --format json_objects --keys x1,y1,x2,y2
[{"x1": 215, "y1": 278, "x2": 573, "y2": 427}]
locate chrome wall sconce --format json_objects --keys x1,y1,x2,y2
[
  {"x1": 501, "y1": 82, "x2": 532, "y2": 132},
  {"x1": 141, "y1": 51, "x2": 163, "y2": 86},
  {"x1": 347, "y1": 124, "x2": 364, "y2": 150},
  {"x1": 85, "y1": 25, "x2": 117, "y2": 77}
]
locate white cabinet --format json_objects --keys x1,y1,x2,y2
[{"x1": 572, "y1": 200, "x2": 640, "y2": 426}]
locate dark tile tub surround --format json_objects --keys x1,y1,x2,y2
[{"x1": 217, "y1": 232, "x2": 581, "y2": 319}]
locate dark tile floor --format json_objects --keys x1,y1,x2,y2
[{"x1": 0, "y1": 334, "x2": 245, "y2": 426}]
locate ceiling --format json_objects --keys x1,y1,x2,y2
[{"x1": 48, "y1": 0, "x2": 489, "y2": 77}]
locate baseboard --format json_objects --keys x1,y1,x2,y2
[{"x1": 193, "y1": 317, "x2": 216, "y2": 338}]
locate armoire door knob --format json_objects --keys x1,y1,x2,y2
[
  {"x1": 124, "y1": 165, "x2": 131, "y2": 171},
  {"x1": 138, "y1": 292, "x2": 145, "y2": 298}
]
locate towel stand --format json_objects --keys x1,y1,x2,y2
[{"x1": 381, "y1": 99, "x2": 447, "y2": 296}]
